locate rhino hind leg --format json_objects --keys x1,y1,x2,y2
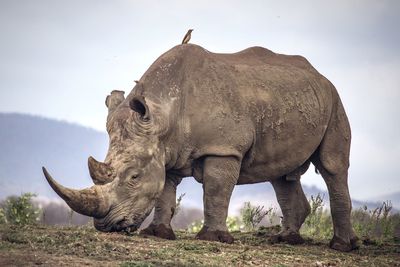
[
  {"x1": 311, "y1": 97, "x2": 359, "y2": 252},
  {"x1": 270, "y1": 177, "x2": 310, "y2": 244},
  {"x1": 195, "y1": 156, "x2": 241, "y2": 244},
  {"x1": 312, "y1": 158, "x2": 358, "y2": 251},
  {"x1": 139, "y1": 174, "x2": 182, "y2": 240}
]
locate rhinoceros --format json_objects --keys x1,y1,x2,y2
[{"x1": 43, "y1": 44, "x2": 359, "y2": 251}]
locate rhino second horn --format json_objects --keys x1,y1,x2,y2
[
  {"x1": 88, "y1": 156, "x2": 115, "y2": 185},
  {"x1": 105, "y1": 90, "x2": 125, "y2": 113},
  {"x1": 42, "y1": 167, "x2": 109, "y2": 218}
]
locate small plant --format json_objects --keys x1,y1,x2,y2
[
  {"x1": 0, "y1": 207, "x2": 7, "y2": 224},
  {"x1": 42, "y1": 209, "x2": 46, "y2": 224},
  {"x1": 68, "y1": 208, "x2": 74, "y2": 225},
  {"x1": 187, "y1": 219, "x2": 204, "y2": 233},
  {"x1": 3, "y1": 193, "x2": 41, "y2": 225},
  {"x1": 376, "y1": 201, "x2": 393, "y2": 239},
  {"x1": 267, "y1": 207, "x2": 279, "y2": 225},
  {"x1": 174, "y1": 193, "x2": 185, "y2": 218},
  {"x1": 352, "y1": 205, "x2": 371, "y2": 239},
  {"x1": 226, "y1": 216, "x2": 242, "y2": 232},
  {"x1": 240, "y1": 202, "x2": 272, "y2": 231},
  {"x1": 301, "y1": 194, "x2": 332, "y2": 239}
]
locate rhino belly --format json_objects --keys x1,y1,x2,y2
[{"x1": 236, "y1": 119, "x2": 326, "y2": 184}]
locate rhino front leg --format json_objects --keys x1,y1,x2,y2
[
  {"x1": 270, "y1": 177, "x2": 310, "y2": 244},
  {"x1": 196, "y1": 156, "x2": 240, "y2": 244},
  {"x1": 140, "y1": 174, "x2": 182, "y2": 240}
]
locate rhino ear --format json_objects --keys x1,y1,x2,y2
[
  {"x1": 105, "y1": 90, "x2": 125, "y2": 114},
  {"x1": 129, "y1": 96, "x2": 150, "y2": 121}
]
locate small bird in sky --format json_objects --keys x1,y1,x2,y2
[{"x1": 182, "y1": 29, "x2": 193, "y2": 44}]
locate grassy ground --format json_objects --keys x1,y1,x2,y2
[{"x1": 0, "y1": 224, "x2": 399, "y2": 267}]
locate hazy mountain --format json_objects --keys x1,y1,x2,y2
[
  {"x1": 0, "y1": 113, "x2": 108, "y2": 199},
  {"x1": 0, "y1": 113, "x2": 395, "y2": 215}
]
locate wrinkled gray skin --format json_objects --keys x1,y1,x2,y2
[{"x1": 43, "y1": 44, "x2": 359, "y2": 252}]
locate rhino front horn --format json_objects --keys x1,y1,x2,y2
[
  {"x1": 42, "y1": 167, "x2": 109, "y2": 218},
  {"x1": 88, "y1": 156, "x2": 115, "y2": 185}
]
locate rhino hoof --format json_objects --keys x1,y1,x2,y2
[
  {"x1": 270, "y1": 231, "x2": 305, "y2": 245},
  {"x1": 350, "y1": 236, "x2": 361, "y2": 250},
  {"x1": 195, "y1": 226, "x2": 234, "y2": 244},
  {"x1": 329, "y1": 236, "x2": 354, "y2": 252},
  {"x1": 139, "y1": 224, "x2": 176, "y2": 240}
]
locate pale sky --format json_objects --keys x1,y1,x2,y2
[{"x1": 1, "y1": 0, "x2": 399, "y2": 200}]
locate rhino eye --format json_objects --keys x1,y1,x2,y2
[
  {"x1": 130, "y1": 171, "x2": 141, "y2": 179},
  {"x1": 121, "y1": 167, "x2": 140, "y2": 180}
]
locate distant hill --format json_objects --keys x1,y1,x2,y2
[
  {"x1": 0, "y1": 113, "x2": 108, "y2": 199},
  {"x1": 0, "y1": 113, "x2": 395, "y2": 215}
]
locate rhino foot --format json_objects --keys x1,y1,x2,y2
[
  {"x1": 196, "y1": 226, "x2": 234, "y2": 244},
  {"x1": 139, "y1": 223, "x2": 176, "y2": 240},
  {"x1": 329, "y1": 236, "x2": 358, "y2": 252},
  {"x1": 269, "y1": 230, "x2": 305, "y2": 245},
  {"x1": 350, "y1": 236, "x2": 361, "y2": 250}
]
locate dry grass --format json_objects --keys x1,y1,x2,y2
[{"x1": 0, "y1": 224, "x2": 399, "y2": 267}]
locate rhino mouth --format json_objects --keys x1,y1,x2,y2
[
  {"x1": 95, "y1": 216, "x2": 140, "y2": 232},
  {"x1": 113, "y1": 219, "x2": 139, "y2": 232},
  {"x1": 120, "y1": 216, "x2": 149, "y2": 233}
]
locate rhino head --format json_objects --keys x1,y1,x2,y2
[{"x1": 43, "y1": 88, "x2": 168, "y2": 232}]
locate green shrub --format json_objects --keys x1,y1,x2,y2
[
  {"x1": 173, "y1": 193, "x2": 185, "y2": 218},
  {"x1": 352, "y1": 205, "x2": 373, "y2": 239},
  {"x1": 301, "y1": 194, "x2": 333, "y2": 239},
  {"x1": 240, "y1": 202, "x2": 272, "y2": 231},
  {"x1": 187, "y1": 217, "x2": 242, "y2": 233},
  {"x1": 3, "y1": 193, "x2": 41, "y2": 225},
  {"x1": 0, "y1": 207, "x2": 6, "y2": 224},
  {"x1": 352, "y1": 201, "x2": 400, "y2": 242},
  {"x1": 187, "y1": 219, "x2": 204, "y2": 233},
  {"x1": 300, "y1": 196, "x2": 399, "y2": 243},
  {"x1": 226, "y1": 216, "x2": 242, "y2": 232}
]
